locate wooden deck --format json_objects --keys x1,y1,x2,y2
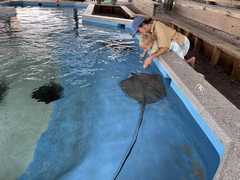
[{"x1": 153, "y1": 12, "x2": 240, "y2": 80}]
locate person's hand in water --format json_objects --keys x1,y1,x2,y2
[
  {"x1": 143, "y1": 56, "x2": 153, "y2": 68},
  {"x1": 139, "y1": 43, "x2": 148, "y2": 59},
  {"x1": 140, "y1": 51, "x2": 147, "y2": 59}
]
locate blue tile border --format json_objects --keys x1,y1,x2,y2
[
  {"x1": 82, "y1": 18, "x2": 127, "y2": 30},
  {"x1": 153, "y1": 57, "x2": 224, "y2": 158},
  {"x1": 170, "y1": 80, "x2": 224, "y2": 157}
]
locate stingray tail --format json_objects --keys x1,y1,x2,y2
[{"x1": 113, "y1": 102, "x2": 146, "y2": 180}]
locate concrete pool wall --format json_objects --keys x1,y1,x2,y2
[
  {"x1": 82, "y1": 4, "x2": 134, "y2": 30},
  {"x1": 0, "y1": 1, "x2": 239, "y2": 179},
  {"x1": 155, "y1": 53, "x2": 239, "y2": 180}
]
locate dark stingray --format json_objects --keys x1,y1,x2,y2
[
  {"x1": 32, "y1": 81, "x2": 63, "y2": 104},
  {"x1": 0, "y1": 80, "x2": 8, "y2": 103},
  {"x1": 113, "y1": 73, "x2": 166, "y2": 179}
]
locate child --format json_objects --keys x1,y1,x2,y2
[
  {"x1": 139, "y1": 33, "x2": 158, "y2": 60},
  {"x1": 140, "y1": 33, "x2": 195, "y2": 68},
  {"x1": 131, "y1": 16, "x2": 195, "y2": 68}
]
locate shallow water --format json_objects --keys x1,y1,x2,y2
[{"x1": 0, "y1": 7, "x2": 219, "y2": 180}]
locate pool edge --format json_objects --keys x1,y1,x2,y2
[
  {"x1": 154, "y1": 53, "x2": 240, "y2": 180},
  {"x1": 82, "y1": 4, "x2": 134, "y2": 30}
]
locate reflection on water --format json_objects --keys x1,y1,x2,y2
[
  {"x1": 0, "y1": 7, "x2": 136, "y2": 87},
  {"x1": 0, "y1": 7, "x2": 140, "y2": 180},
  {"x1": 0, "y1": 80, "x2": 8, "y2": 102},
  {"x1": 0, "y1": 16, "x2": 20, "y2": 34},
  {"x1": 73, "y1": 8, "x2": 79, "y2": 30}
]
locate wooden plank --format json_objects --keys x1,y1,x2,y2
[
  {"x1": 211, "y1": 46, "x2": 221, "y2": 65},
  {"x1": 176, "y1": 0, "x2": 240, "y2": 19},
  {"x1": 121, "y1": 6, "x2": 136, "y2": 18},
  {"x1": 206, "y1": 0, "x2": 240, "y2": 9},
  {"x1": 175, "y1": 0, "x2": 240, "y2": 37},
  {"x1": 184, "y1": 31, "x2": 190, "y2": 37},
  {"x1": 176, "y1": 26, "x2": 181, "y2": 32},
  {"x1": 155, "y1": 15, "x2": 240, "y2": 60},
  {"x1": 132, "y1": 0, "x2": 155, "y2": 16},
  {"x1": 154, "y1": 13, "x2": 240, "y2": 79},
  {"x1": 193, "y1": 36, "x2": 202, "y2": 51},
  {"x1": 170, "y1": 23, "x2": 175, "y2": 29},
  {"x1": 194, "y1": 37, "x2": 198, "y2": 49},
  {"x1": 232, "y1": 59, "x2": 240, "y2": 80}
]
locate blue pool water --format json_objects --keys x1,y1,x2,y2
[{"x1": 0, "y1": 7, "x2": 219, "y2": 180}]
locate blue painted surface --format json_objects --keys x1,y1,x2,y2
[
  {"x1": 153, "y1": 59, "x2": 169, "y2": 79},
  {"x1": 170, "y1": 81, "x2": 224, "y2": 157},
  {"x1": 0, "y1": 1, "x2": 88, "y2": 8},
  {"x1": 20, "y1": 56, "x2": 220, "y2": 180},
  {"x1": 0, "y1": 7, "x2": 221, "y2": 180},
  {"x1": 82, "y1": 18, "x2": 131, "y2": 31},
  {"x1": 169, "y1": 81, "x2": 221, "y2": 178},
  {"x1": 152, "y1": 58, "x2": 224, "y2": 158},
  {"x1": 82, "y1": 19, "x2": 122, "y2": 30}
]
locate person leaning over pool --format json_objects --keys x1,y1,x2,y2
[{"x1": 131, "y1": 16, "x2": 196, "y2": 68}]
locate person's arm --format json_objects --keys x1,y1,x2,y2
[
  {"x1": 140, "y1": 49, "x2": 148, "y2": 58},
  {"x1": 143, "y1": 22, "x2": 171, "y2": 68},
  {"x1": 151, "y1": 47, "x2": 168, "y2": 58},
  {"x1": 143, "y1": 47, "x2": 168, "y2": 68}
]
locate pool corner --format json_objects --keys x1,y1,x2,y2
[
  {"x1": 82, "y1": 4, "x2": 134, "y2": 30},
  {"x1": 154, "y1": 52, "x2": 240, "y2": 180}
]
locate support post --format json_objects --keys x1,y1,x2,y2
[
  {"x1": 210, "y1": 46, "x2": 221, "y2": 65},
  {"x1": 194, "y1": 36, "x2": 201, "y2": 51}
]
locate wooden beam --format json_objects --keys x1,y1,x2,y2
[
  {"x1": 132, "y1": 0, "x2": 155, "y2": 16},
  {"x1": 175, "y1": 0, "x2": 240, "y2": 37},
  {"x1": 232, "y1": 60, "x2": 240, "y2": 80},
  {"x1": 210, "y1": 46, "x2": 221, "y2": 65},
  {"x1": 156, "y1": 14, "x2": 240, "y2": 60},
  {"x1": 184, "y1": 31, "x2": 190, "y2": 37},
  {"x1": 176, "y1": 26, "x2": 181, "y2": 32},
  {"x1": 155, "y1": 12, "x2": 240, "y2": 80},
  {"x1": 205, "y1": 0, "x2": 240, "y2": 10},
  {"x1": 193, "y1": 37, "x2": 202, "y2": 51},
  {"x1": 170, "y1": 23, "x2": 175, "y2": 29}
]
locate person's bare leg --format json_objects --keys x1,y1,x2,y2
[{"x1": 186, "y1": 56, "x2": 196, "y2": 67}]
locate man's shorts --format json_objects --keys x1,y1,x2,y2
[{"x1": 169, "y1": 36, "x2": 190, "y2": 59}]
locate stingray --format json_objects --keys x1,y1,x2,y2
[
  {"x1": 32, "y1": 81, "x2": 63, "y2": 104},
  {"x1": 0, "y1": 80, "x2": 8, "y2": 103},
  {"x1": 113, "y1": 73, "x2": 166, "y2": 179}
]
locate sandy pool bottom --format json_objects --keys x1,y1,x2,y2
[{"x1": 0, "y1": 80, "x2": 52, "y2": 180}]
